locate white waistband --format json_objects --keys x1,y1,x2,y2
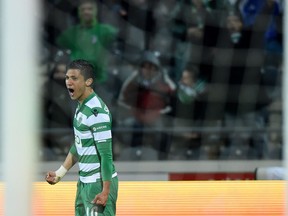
[{"x1": 80, "y1": 172, "x2": 117, "y2": 183}]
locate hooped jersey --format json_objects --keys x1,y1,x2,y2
[{"x1": 70, "y1": 92, "x2": 117, "y2": 183}]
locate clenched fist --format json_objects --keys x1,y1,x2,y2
[{"x1": 45, "y1": 171, "x2": 60, "y2": 185}]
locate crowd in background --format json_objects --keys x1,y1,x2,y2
[{"x1": 40, "y1": 0, "x2": 283, "y2": 161}]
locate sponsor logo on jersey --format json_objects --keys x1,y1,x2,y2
[{"x1": 96, "y1": 125, "x2": 107, "y2": 131}]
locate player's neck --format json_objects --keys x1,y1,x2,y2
[{"x1": 78, "y1": 89, "x2": 94, "y2": 105}]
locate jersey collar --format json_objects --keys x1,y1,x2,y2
[{"x1": 77, "y1": 91, "x2": 96, "y2": 110}]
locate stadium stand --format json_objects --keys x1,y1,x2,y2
[{"x1": 41, "y1": 0, "x2": 283, "y2": 161}]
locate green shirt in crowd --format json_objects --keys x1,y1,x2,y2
[{"x1": 57, "y1": 23, "x2": 118, "y2": 83}]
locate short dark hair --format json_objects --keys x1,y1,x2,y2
[{"x1": 67, "y1": 59, "x2": 95, "y2": 80}]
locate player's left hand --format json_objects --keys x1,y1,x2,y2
[{"x1": 92, "y1": 192, "x2": 109, "y2": 206}]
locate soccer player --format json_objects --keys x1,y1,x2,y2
[{"x1": 45, "y1": 59, "x2": 118, "y2": 216}]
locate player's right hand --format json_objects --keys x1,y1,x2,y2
[{"x1": 45, "y1": 171, "x2": 60, "y2": 185}]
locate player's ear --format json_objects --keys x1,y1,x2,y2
[{"x1": 85, "y1": 78, "x2": 93, "y2": 87}]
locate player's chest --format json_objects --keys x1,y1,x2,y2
[{"x1": 74, "y1": 111, "x2": 90, "y2": 129}]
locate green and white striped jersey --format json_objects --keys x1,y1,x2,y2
[{"x1": 70, "y1": 92, "x2": 117, "y2": 183}]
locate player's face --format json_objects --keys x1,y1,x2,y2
[{"x1": 65, "y1": 69, "x2": 90, "y2": 103}]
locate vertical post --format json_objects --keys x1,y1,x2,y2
[
  {"x1": 283, "y1": 0, "x2": 288, "y2": 214},
  {"x1": 0, "y1": 0, "x2": 40, "y2": 215}
]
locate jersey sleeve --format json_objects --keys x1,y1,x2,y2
[
  {"x1": 96, "y1": 139, "x2": 113, "y2": 181},
  {"x1": 89, "y1": 111, "x2": 113, "y2": 181}
]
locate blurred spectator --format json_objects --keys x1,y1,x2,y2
[
  {"x1": 56, "y1": 0, "x2": 118, "y2": 84},
  {"x1": 117, "y1": 51, "x2": 176, "y2": 159},
  {"x1": 170, "y1": 63, "x2": 208, "y2": 159},
  {"x1": 172, "y1": 63, "x2": 207, "y2": 123},
  {"x1": 209, "y1": 11, "x2": 273, "y2": 159},
  {"x1": 41, "y1": 52, "x2": 76, "y2": 160},
  {"x1": 238, "y1": 0, "x2": 283, "y2": 66},
  {"x1": 169, "y1": 0, "x2": 218, "y2": 82}
]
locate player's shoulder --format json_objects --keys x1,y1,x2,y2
[
  {"x1": 85, "y1": 95, "x2": 101, "y2": 108},
  {"x1": 84, "y1": 104, "x2": 111, "y2": 124},
  {"x1": 85, "y1": 95, "x2": 109, "y2": 114}
]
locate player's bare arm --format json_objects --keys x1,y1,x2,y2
[{"x1": 45, "y1": 152, "x2": 78, "y2": 185}]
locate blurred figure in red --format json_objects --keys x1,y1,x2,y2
[{"x1": 118, "y1": 51, "x2": 176, "y2": 159}]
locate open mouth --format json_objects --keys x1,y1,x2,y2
[{"x1": 67, "y1": 88, "x2": 75, "y2": 96}]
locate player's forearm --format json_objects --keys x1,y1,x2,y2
[
  {"x1": 62, "y1": 152, "x2": 77, "y2": 170},
  {"x1": 102, "y1": 181, "x2": 111, "y2": 195},
  {"x1": 97, "y1": 141, "x2": 113, "y2": 181},
  {"x1": 54, "y1": 152, "x2": 77, "y2": 180}
]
